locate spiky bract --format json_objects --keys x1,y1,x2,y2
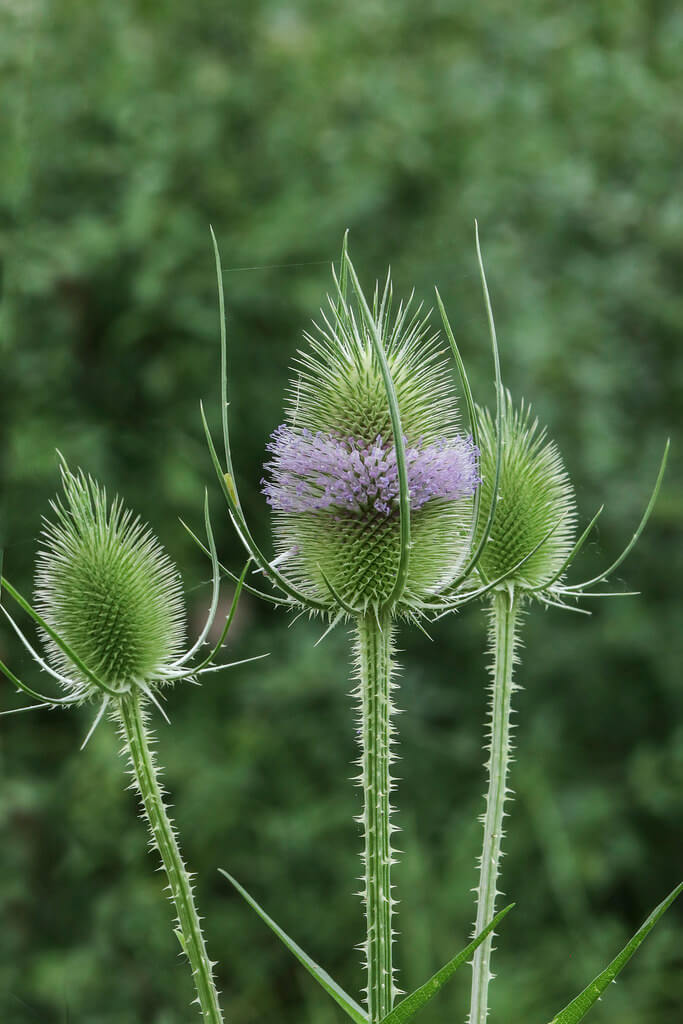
[
  {"x1": 35, "y1": 467, "x2": 185, "y2": 699},
  {"x1": 475, "y1": 394, "x2": 577, "y2": 590},
  {"x1": 262, "y1": 277, "x2": 479, "y2": 614}
]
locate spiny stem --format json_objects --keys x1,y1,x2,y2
[
  {"x1": 355, "y1": 612, "x2": 399, "y2": 1023},
  {"x1": 469, "y1": 588, "x2": 521, "y2": 1024},
  {"x1": 118, "y1": 691, "x2": 224, "y2": 1024}
]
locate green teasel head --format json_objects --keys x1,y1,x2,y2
[
  {"x1": 474, "y1": 392, "x2": 577, "y2": 591},
  {"x1": 35, "y1": 464, "x2": 186, "y2": 700},
  {"x1": 1, "y1": 457, "x2": 257, "y2": 739},
  {"x1": 468, "y1": 391, "x2": 670, "y2": 613},
  {"x1": 260, "y1": 267, "x2": 481, "y2": 616}
]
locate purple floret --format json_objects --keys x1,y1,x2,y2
[{"x1": 262, "y1": 425, "x2": 480, "y2": 516}]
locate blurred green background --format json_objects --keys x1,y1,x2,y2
[{"x1": 1, "y1": 1, "x2": 681, "y2": 1022}]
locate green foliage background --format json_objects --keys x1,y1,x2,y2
[{"x1": 1, "y1": 2, "x2": 681, "y2": 1021}]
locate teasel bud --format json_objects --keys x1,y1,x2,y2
[
  {"x1": 473, "y1": 392, "x2": 577, "y2": 592},
  {"x1": 467, "y1": 392, "x2": 669, "y2": 1024},
  {"x1": 1, "y1": 457, "x2": 258, "y2": 726},
  {"x1": 34, "y1": 464, "x2": 187, "y2": 702},
  {"x1": 466, "y1": 391, "x2": 669, "y2": 611}
]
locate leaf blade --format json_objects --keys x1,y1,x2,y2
[
  {"x1": 220, "y1": 870, "x2": 368, "y2": 1024},
  {"x1": 549, "y1": 881, "x2": 682, "y2": 1024},
  {"x1": 378, "y1": 904, "x2": 515, "y2": 1024}
]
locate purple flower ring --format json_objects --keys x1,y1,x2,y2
[{"x1": 262, "y1": 425, "x2": 480, "y2": 519}]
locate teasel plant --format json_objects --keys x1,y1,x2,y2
[
  {"x1": 191, "y1": 228, "x2": 559, "y2": 1024},
  {"x1": 399, "y1": 232, "x2": 680, "y2": 1024},
  {"x1": 0, "y1": 460, "x2": 265, "y2": 1024},
  {"x1": 450, "y1": 363, "x2": 674, "y2": 1017}
]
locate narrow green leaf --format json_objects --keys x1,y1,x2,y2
[
  {"x1": 548, "y1": 881, "x2": 682, "y2": 1024},
  {"x1": 209, "y1": 225, "x2": 236, "y2": 492},
  {"x1": 378, "y1": 904, "x2": 515, "y2": 1024},
  {"x1": 220, "y1": 870, "x2": 369, "y2": 1024}
]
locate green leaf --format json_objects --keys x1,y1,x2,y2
[
  {"x1": 378, "y1": 903, "x2": 515, "y2": 1024},
  {"x1": 548, "y1": 881, "x2": 682, "y2": 1024},
  {"x1": 220, "y1": 870, "x2": 368, "y2": 1024}
]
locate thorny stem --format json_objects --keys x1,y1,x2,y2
[
  {"x1": 119, "y1": 691, "x2": 224, "y2": 1024},
  {"x1": 469, "y1": 588, "x2": 520, "y2": 1024},
  {"x1": 355, "y1": 612, "x2": 398, "y2": 1024}
]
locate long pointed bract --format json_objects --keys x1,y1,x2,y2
[
  {"x1": 210, "y1": 225, "x2": 237, "y2": 490},
  {"x1": 1, "y1": 576, "x2": 123, "y2": 698},
  {"x1": 433, "y1": 250, "x2": 504, "y2": 595},
  {"x1": 564, "y1": 440, "x2": 669, "y2": 592},
  {"x1": 179, "y1": 518, "x2": 291, "y2": 607},
  {"x1": 220, "y1": 870, "x2": 368, "y2": 1024},
  {"x1": 200, "y1": 402, "x2": 327, "y2": 610}
]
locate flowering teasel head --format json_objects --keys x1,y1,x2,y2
[
  {"x1": 0, "y1": 459, "x2": 259, "y2": 744},
  {"x1": 260, "y1": 282, "x2": 482, "y2": 615},
  {"x1": 197, "y1": 232, "x2": 506, "y2": 627}
]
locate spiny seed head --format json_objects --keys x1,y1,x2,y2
[
  {"x1": 475, "y1": 392, "x2": 577, "y2": 589},
  {"x1": 261, "y1": 272, "x2": 480, "y2": 613},
  {"x1": 35, "y1": 466, "x2": 186, "y2": 699}
]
